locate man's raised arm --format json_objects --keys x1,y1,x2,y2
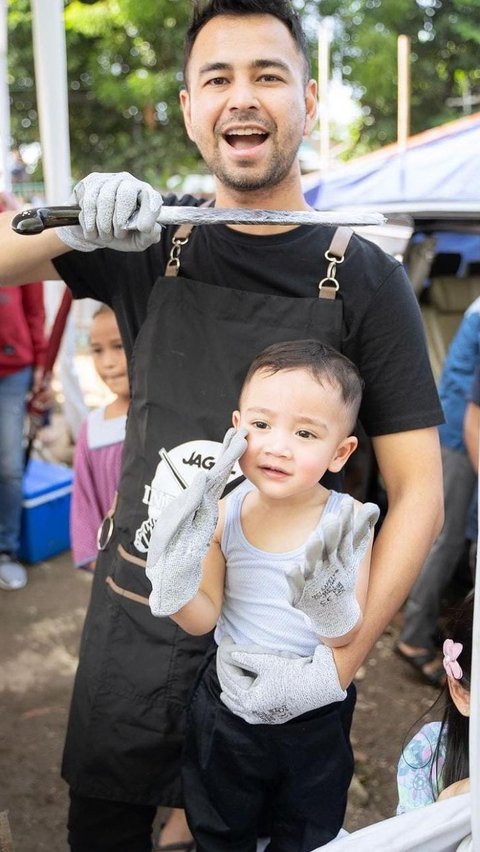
[
  {"x1": 0, "y1": 171, "x2": 164, "y2": 287},
  {"x1": 0, "y1": 210, "x2": 67, "y2": 286}
]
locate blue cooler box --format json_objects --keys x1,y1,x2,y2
[{"x1": 19, "y1": 459, "x2": 74, "y2": 563}]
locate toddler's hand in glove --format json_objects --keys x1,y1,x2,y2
[
  {"x1": 286, "y1": 498, "x2": 379, "y2": 639},
  {"x1": 57, "y1": 172, "x2": 163, "y2": 252},
  {"x1": 216, "y1": 635, "x2": 346, "y2": 724},
  {"x1": 146, "y1": 428, "x2": 247, "y2": 617}
]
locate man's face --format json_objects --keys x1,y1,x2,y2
[{"x1": 180, "y1": 14, "x2": 316, "y2": 194}]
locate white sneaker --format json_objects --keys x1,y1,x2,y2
[{"x1": 0, "y1": 553, "x2": 27, "y2": 590}]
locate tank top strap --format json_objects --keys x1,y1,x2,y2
[
  {"x1": 323, "y1": 489, "x2": 354, "y2": 517},
  {"x1": 222, "y1": 479, "x2": 255, "y2": 552}
]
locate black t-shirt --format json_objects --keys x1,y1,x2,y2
[{"x1": 53, "y1": 193, "x2": 443, "y2": 437}]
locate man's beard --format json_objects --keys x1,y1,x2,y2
[{"x1": 204, "y1": 134, "x2": 301, "y2": 192}]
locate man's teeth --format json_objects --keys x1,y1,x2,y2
[{"x1": 227, "y1": 129, "x2": 266, "y2": 135}]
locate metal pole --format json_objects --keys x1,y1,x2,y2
[
  {"x1": 31, "y1": 0, "x2": 71, "y2": 204},
  {"x1": 470, "y1": 447, "x2": 480, "y2": 847},
  {"x1": 0, "y1": 0, "x2": 11, "y2": 192},
  {"x1": 397, "y1": 35, "x2": 411, "y2": 151}
]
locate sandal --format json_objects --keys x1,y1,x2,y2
[{"x1": 394, "y1": 644, "x2": 446, "y2": 687}]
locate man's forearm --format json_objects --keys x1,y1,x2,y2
[
  {"x1": 333, "y1": 430, "x2": 443, "y2": 686},
  {"x1": 333, "y1": 495, "x2": 442, "y2": 685},
  {"x1": 0, "y1": 211, "x2": 68, "y2": 285}
]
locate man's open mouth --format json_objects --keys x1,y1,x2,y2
[{"x1": 223, "y1": 128, "x2": 269, "y2": 149}]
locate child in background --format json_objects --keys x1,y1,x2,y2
[
  {"x1": 70, "y1": 304, "x2": 129, "y2": 571},
  {"x1": 147, "y1": 339, "x2": 380, "y2": 850},
  {"x1": 397, "y1": 591, "x2": 473, "y2": 813}
]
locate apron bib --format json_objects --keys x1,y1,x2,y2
[
  {"x1": 116, "y1": 274, "x2": 345, "y2": 558},
  {"x1": 62, "y1": 228, "x2": 352, "y2": 805}
]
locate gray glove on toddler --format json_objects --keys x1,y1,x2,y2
[
  {"x1": 286, "y1": 497, "x2": 379, "y2": 639},
  {"x1": 57, "y1": 171, "x2": 163, "y2": 252},
  {"x1": 216, "y1": 635, "x2": 346, "y2": 724},
  {"x1": 146, "y1": 428, "x2": 247, "y2": 617}
]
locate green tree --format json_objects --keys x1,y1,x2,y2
[
  {"x1": 6, "y1": 0, "x2": 480, "y2": 186},
  {"x1": 8, "y1": 0, "x2": 201, "y2": 188},
  {"x1": 311, "y1": 0, "x2": 480, "y2": 155}
]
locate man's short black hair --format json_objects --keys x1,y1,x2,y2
[{"x1": 183, "y1": 0, "x2": 311, "y2": 86}]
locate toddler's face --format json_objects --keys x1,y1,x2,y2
[
  {"x1": 232, "y1": 367, "x2": 357, "y2": 501},
  {"x1": 90, "y1": 310, "x2": 129, "y2": 400}
]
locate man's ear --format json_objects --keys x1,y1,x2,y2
[
  {"x1": 448, "y1": 678, "x2": 470, "y2": 717},
  {"x1": 232, "y1": 410, "x2": 241, "y2": 428},
  {"x1": 179, "y1": 89, "x2": 195, "y2": 142},
  {"x1": 328, "y1": 436, "x2": 358, "y2": 473},
  {"x1": 304, "y1": 78, "x2": 318, "y2": 137}
]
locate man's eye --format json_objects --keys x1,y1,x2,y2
[
  {"x1": 259, "y1": 74, "x2": 282, "y2": 83},
  {"x1": 206, "y1": 77, "x2": 228, "y2": 86}
]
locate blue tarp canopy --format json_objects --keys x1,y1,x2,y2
[{"x1": 303, "y1": 113, "x2": 480, "y2": 210}]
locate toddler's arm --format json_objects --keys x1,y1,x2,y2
[
  {"x1": 169, "y1": 515, "x2": 226, "y2": 635},
  {"x1": 286, "y1": 497, "x2": 379, "y2": 647},
  {"x1": 145, "y1": 427, "x2": 247, "y2": 620}
]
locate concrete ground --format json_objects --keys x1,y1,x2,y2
[{"x1": 0, "y1": 546, "x2": 443, "y2": 852}]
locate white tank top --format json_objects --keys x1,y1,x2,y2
[{"x1": 214, "y1": 479, "x2": 352, "y2": 656}]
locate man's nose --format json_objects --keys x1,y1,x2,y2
[{"x1": 227, "y1": 79, "x2": 260, "y2": 111}]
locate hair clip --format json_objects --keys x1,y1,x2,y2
[{"x1": 443, "y1": 639, "x2": 463, "y2": 680}]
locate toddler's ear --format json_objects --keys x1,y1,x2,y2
[
  {"x1": 232, "y1": 410, "x2": 241, "y2": 428},
  {"x1": 328, "y1": 436, "x2": 358, "y2": 473}
]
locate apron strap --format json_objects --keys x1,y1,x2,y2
[
  {"x1": 165, "y1": 199, "x2": 214, "y2": 277},
  {"x1": 165, "y1": 206, "x2": 354, "y2": 299},
  {"x1": 318, "y1": 225, "x2": 354, "y2": 300}
]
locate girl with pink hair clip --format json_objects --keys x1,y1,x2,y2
[{"x1": 396, "y1": 591, "x2": 473, "y2": 813}]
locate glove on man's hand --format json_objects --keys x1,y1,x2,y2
[
  {"x1": 57, "y1": 172, "x2": 163, "y2": 252},
  {"x1": 216, "y1": 635, "x2": 346, "y2": 724},
  {"x1": 146, "y1": 428, "x2": 247, "y2": 617},
  {"x1": 286, "y1": 498, "x2": 379, "y2": 639}
]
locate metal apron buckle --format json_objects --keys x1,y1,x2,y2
[{"x1": 97, "y1": 492, "x2": 118, "y2": 551}]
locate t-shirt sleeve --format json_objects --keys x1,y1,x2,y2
[
  {"x1": 347, "y1": 261, "x2": 444, "y2": 436},
  {"x1": 396, "y1": 722, "x2": 444, "y2": 814}
]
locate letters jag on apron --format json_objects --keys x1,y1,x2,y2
[{"x1": 61, "y1": 225, "x2": 353, "y2": 805}]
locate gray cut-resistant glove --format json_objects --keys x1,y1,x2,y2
[
  {"x1": 216, "y1": 635, "x2": 347, "y2": 724},
  {"x1": 146, "y1": 428, "x2": 248, "y2": 618},
  {"x1": 286, "y1": 498, "x2": 379, "y2": 639},
  {"x1": 57, "y1": 171, "x2": 163, "y2": 252}
]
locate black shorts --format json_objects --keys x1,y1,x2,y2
[{"x1": 182, "y1": 653, "x2": 356, "y2": 852}]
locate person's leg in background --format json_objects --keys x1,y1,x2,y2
[
  {"x1": 0, "y1": 366, "x2": 32, "y2": 590},
  {"x1": 397, "y1": 445, "x2": 476, "y2": 682}
]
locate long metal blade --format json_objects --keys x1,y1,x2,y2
[
  {"x1": 134, "y1": 206, "x2": 387, "y2": 228},
  {"x1": 11, "y1": 205, "x2": 386, "y2": 235}
]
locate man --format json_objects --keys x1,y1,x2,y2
[{"x1": 0, "y1": 2, "x2": 443, "y2": 850}]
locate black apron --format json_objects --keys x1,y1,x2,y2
[{"x1": 62, "y1": 225, "x2": 352, "y2": 806}]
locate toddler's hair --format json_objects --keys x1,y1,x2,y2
[{"x1": 241, "y1": 339, "x2": 364, "y2": 433}]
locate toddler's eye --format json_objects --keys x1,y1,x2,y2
[
  {"x1": 252, "y1": 420, "x2": 268, "y2": 430},
  {"x1": 297, "y1": 430, "x2": 315, "y2": 439}
]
